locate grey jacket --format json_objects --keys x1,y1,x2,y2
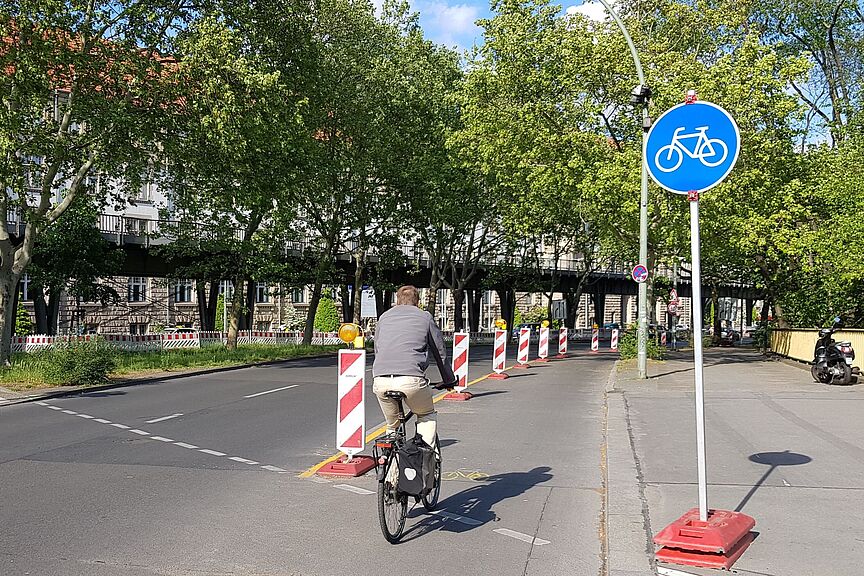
[{"x1": 372, "y1": 304, "x2": 457, "y2": 383}]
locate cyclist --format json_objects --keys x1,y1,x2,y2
[{"x1": 372, "y1": 285, "x2": 457, "y2": 447}]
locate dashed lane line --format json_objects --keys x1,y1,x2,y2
[
  {"x1": 492, "y1": 528, "x2": 550, "y2": 546},
  {"x1": 333, "y1": 484, "x2": 374, "y2": 495},
  {"x1": 243, "y1": 384, "x2": 299, "y2": 399},
  {"x1": 429, "y1": 510, "x2": 483, "y2": 526},
  {"x1": 146, "y1": 413, "x2": 183, "y2": 424},
  {"x1": 35, "y1": 402, "x2": 289, "y2": 475}
]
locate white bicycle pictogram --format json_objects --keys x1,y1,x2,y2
[{"x1": 654, "y1": 126, "x2": 728, "y2": 173}]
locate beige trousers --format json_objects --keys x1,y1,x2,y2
[{"x1": 372, "y1": 376, "x2": 437, "y2": 446}]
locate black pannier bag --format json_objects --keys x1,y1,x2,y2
[{"x1": 397, "y1": 434, "x2": 435, "y2": 496}]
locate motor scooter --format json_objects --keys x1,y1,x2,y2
[{"x1": 811, "y1": 317, "x2": 857, "y2": 385}]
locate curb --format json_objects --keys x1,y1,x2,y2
[{"x1": 0, "y1": 351, "x2": 342, "y2": 406}]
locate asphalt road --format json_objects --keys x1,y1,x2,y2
[{"x1": 0, "y1": 343, "x2": 615, "y2": 576}]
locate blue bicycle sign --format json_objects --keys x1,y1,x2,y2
[{"x1": 645, "y1": 101, "x2": 740, "y2": 194}]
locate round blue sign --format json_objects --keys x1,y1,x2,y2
[
  {"x1": 645, "y1": 101, "x2": 740, "y2": 194},
  {"x1": 632, "y1": 265, "x2": 648, "y2": 283}
]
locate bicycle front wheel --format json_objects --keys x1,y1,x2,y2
[
  {"x1": 378, "y1": 455, "x2": 407, "y2": 543},
  {"x1": 422, "y1": 435, "x2": 442, "y2": 511}
]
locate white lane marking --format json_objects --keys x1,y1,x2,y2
[
  {"x1": 657, "y1": 567, "x2": 700, "y2": 576},
  {"x1": 243, "y1": 385, "x2": 299, "y2": 399},
  {"x1": 93, "y1": 418, "x2": 111, "y2": 424},
  {"x1": 199, "y1": 449, "x2": 226, "y2": 456},
  {"x1": 48, "y1": 406, "x2": 63, "y2": 411},
  {"x1": 492, "y1": 528, "x2": 550, "y2": 546},
  {"x1": 150, "y1": 436, "x2": 174, "y2": 442},
  {"x1": 61, "y1": 410, "x2": 77, "y2": 415},
  {"x1": 76, "y1": 414, "x2": 95, "y2": 419},
  {"x1": 36, "y1": 401, "x2": 48, "y2": 406},
  {"x1": 174, "y1": 442, "x2": 199, "y2": 449},
  {"x1": 309, "y1": 476, "x2": 331, "y2": 484},
  {"x1": 333, "y1": 484, "x2": 374, "y2": 495},
  {"x1": 229, "y1": 456, "x2": 260, "y2": 465},
  {"x1": 146, "y1": 413, "x2": 183, "y2": 424},
  {"x1": 429, "y1": 510, "x2": 483, "y2": 526},
  {"x1": 261, "y1": 465, "x2": 286, "y2": 473},
  {"x1": 110, "y1": 423, "x2": 131, "y2": 429},
  {"x1": 129, "y1": 429, "x2": 150, "y2": 435}
]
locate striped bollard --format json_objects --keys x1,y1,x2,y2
[
  {"x1": 661, "y1": 331, "x2": 668, "y2": 347},
  {"x1": 317, "y1": 349, "x2": 375, "y2": 477},
  {"x1": 591, "y1": 329, "x2": 599, "y2": 352},
  {"x1": 445, "y1": 332, "x2": 473, "y2": 401},
  {"x1": 556, "y1": 328, "x2": 568, "y2": 359},
  {"x1": 514, "y1": 327, "x2": 531, "y2": 368},
  {"x1": 611, "y1": 329, "x2": 620, "y2": 352},
  {"x1": 488, "y1": 329, "x2": 509, "y2": 379},
  {"x1": 536, "y1": 326, "x2": 550, "y2": 362}
]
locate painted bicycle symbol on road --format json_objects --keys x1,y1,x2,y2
[{"x1": 654, "y1": 126, "x2": 729, "y2": 173}]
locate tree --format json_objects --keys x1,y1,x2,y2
[
  {"x1": 15, "y1": 299, "x2": 32, "y2": 336},
  {"x1": 313, "y1": 296, "x2": 339, "y2": 332},
  {"x1": 0, "y1": 1, "x2": 193, "y2": 362}
]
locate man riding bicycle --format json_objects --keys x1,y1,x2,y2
[{"x1": 372, "y1": 285, "x2": 457, "y2": 447}]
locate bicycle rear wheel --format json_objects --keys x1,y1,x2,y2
[
  {"x1": 378, "y1": 454, "x2": 407, "y2": 543},
  {"x1": 422, "y1": 435, "x2": 441, "y2": 511}
]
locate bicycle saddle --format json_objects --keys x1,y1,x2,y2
[{"x1": 383, "y1": 391, "x2": 407, "y2": 399}]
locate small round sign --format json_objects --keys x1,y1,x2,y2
[
  {"x1": 631, "y1": 264, "x2": 649, "y2": 283},
  {"x1": 667, "y1": 302, "x2": 679, "y2": 315}
]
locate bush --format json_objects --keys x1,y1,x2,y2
[
  {"x1": 618, "y1": 328, "x2": 666, "y2": 360},
  {"x1": 15, "y1": 299, "x2": 33, "y2": 336},
  {"x1": 314, "y1": 296, "x2": 339, "y2": 332},
  {"x1": 752, "y1": 324, "x2": 772, "y2": 350},
  {"x1": 43, "y1": 341, "x2": 117, "y2": 386}
]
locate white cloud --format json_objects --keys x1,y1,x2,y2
[
  {"x1": 415, "y1": 0, "x2": 483, "y2": 49},
  {"x1": 565, "y1": 1, "x2": 608, "y2": 22}
]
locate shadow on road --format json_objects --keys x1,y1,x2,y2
[
  {"x1": 736, "y1": 451, "x2": 812, "y2": 512},
  {"x1": 399, "y1": 466, "x2": 553, "y2": 541},
  {"x1": 461, "y1": 390, "x2": 508, "y2": 399}
]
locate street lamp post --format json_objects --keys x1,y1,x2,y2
[{"x1": 593, "y1": 0, "x2": 651, "y2": 379}]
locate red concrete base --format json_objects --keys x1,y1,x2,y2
[
  {"x1": 317, "y1": 455, "x2": 376, "y2": 477},
  {"x1": 656, "y1": 531, "x2": 756, "y2": 570},
  {"x1": 555, "y1": 354, "x2": 568, "y2": 359},
  {"x1": 535, "y1": 357, "x2": 549, "y2": 362},
  {"x1": 443, "y1": 391, "x2": 474, "y2": 401},
  {"x1": 487, "y1": 372, "x2": 509, "y2": 379},
  {"x1": 654, "y1": 508, "x2": 756, "y2": 570},
  {"x1": 512, "y1": 363, "x2": 530, "y2": 369}
]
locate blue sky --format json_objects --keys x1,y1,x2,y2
[{"x1": 405, "y1": 0, "x2": 607, "y2": 52}]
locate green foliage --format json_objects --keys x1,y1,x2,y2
[
  {"x1": 618, "y1": 328, "x2": 666, "y2": 361},
  {"x1": 752, "y1": 324, "x2": 772, "y2": 351},
  {"x1": 41, "y1": 341, "x2": 117, "y2": 387},
  {"x1": 522, "y1": 306, "x2": 548, "y2": 324},
  {"x1": 215, "y1": 294, "x2": 225, "y2": 332},
  {"x1": 313, "y1": 297, "x2": 339, "y2": 332},
  {"x1": 15, "y1": 300, "x2": 32, "y2": 336}
]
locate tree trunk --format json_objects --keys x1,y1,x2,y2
[
  {"x1": 303, "y1": 281, "x2": 324, "y2": 345},
  {"x1": 196, "y1": 282, "x2": 209, "y2": 330},
  {"x1": 226, "y1": 277, "x2": 246, "y2": 350},
  {"x1": 711, "y1": 285, "x2": 721, "y2": 345},
  {"x1": 376, "y1": 289, "x2": 392, "y2": 318},
  {"x1": 48, "y1": 291, "x2": 60, "y2": 335},
  {"x1": 495, "y1": 287, "x2": 516, "y2": 333},
  {"x1": 206, "y1": 282, "x2": 219, "y2": 331},
  {"x1": 452, "y1": 288, "x2": 465, "y2": 332},
  {"x1": 0, "y1": 270, "x2": 21, "y2": 364},
  {"x1": 340, "y1": 283, "x2": 352, "y2": 325},
  {"x1": 760, "y1": 298, "x2": 771, "y2": 324},
  {"x1": 352, "y1": 249, "x2": 366, "y2": 324},
  {"x1": 244, "y1": 279, "x2": 255, "y2": 330},
  {"x1": 426, "y1": 267, "x2": 441, "y2": 315},
  {"x1": 33, "y1": 285, "x2": 49, "y2": 335}
]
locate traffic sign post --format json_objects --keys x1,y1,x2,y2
[{"x1": 645, "y1": 91, "x2": 754, "y2": 569}]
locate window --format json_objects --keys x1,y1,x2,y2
[
  {"x1": 256, "y1": 283, "x2": 270, "y2": 303},
  {"x1": 137, "y1": 165, "x2": 157, "y2": 202},
  {"x1": 256, "y1": 321, "x2": 271, "y2": 331},
  {"x1": 129, "y1": 322, "x2": 148, "y2": 335},
  {"x1": 291, "y1": 287, "x2": 305, "y2": 304},
  {"x1": 219, "y1": 281, "x2": 234, "y2": 299},
  {"x1": 173, "y1": 279, "x2": 193, "y2": 303},
  {"x1": 128, "y1": 277, "x2": 147, "y2": 302},
  {"x1": 18, "y1": 274, "x2": 31, "y2": 302}
]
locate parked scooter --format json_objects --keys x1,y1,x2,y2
[{"x1": 811, "y1": 317, "x2": 857, "y2": 385}]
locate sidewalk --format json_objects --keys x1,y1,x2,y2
[{"x1": 610, "y1": 348, "x2": 864, "y2": 576}]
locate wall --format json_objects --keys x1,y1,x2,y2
[{"x1": 770, "y1": 328, "x2": 864, "y2": 362}]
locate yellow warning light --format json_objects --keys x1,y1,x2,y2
[
  {"x1": 495, "y1": 318, "x2": 507, "y2": 330},
  {"x1": 338, "y1": 323, "x2": 360, "y2": 344},
  {"x1": 541, "y1": 320, "x2": 550, "y2": 328}
]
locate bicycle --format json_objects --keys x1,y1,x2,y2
[
  {"x1": 373, "y1": 388, "x2": 444, "y2": 543},
  {"x1": 654, "y1": 125, "x2": 728, "y2": 172}
]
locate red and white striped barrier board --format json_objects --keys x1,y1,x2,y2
[
  {"x1": 336, "y1": 349, "x2": 366, "y2": 457},
  {"x1": 591, "y1": 329, "x2": 599, "y2": 352},
  {"x1": 452, "y1": 332, "x2": 469, "y2": 390},
  {"x1": 516, "y1": 327, "x2": 531, "y2": 366},
  {"x1": 488, "y1": 329, "x2": 508, "y2": 379},
  {"x1": 611, "y1": 329, "x2": 619, "y2": 351},
  {"x1": 538, "y1": 326, "x2": 550, "y2": 360},
  {"x1": 162, "y1": 332, "x2": 201, "y2": 349},
  {"x1": 557, "y1": 328, "x2": 568, "y2": 358}
]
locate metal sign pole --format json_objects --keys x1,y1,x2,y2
[{"x1": 688, "y1": 192, "x2": 708, "y2": 521}]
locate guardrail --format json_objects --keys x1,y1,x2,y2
[{"x1": 769, "y1": 328, "x2": 864, "y2": 363}]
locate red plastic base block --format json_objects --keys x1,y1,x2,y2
[
  {"x1": 317, "y1": 455, "x2": 376, "y2": 477},
  {"x1": 535, "y1": 357, "x2": 549, "y2": 362},
  {"x1": 555, "y1": 354, "x2": 568, "y2": 359},
  {"x1": 656, "y1": 531, "x2": 756, "y2": 570},
  {"x1": 443, "y1": 391, "x2": 474, "y2": 401},
  {"x1": 487, "y1": 372, "x2": 509, "y2": 380},
  {"x1": 654, "y1": 508, "x2": 756, "y2": 553},
  {"x1": 512, "y1": 363, "x2": 531, "y2": 369}
]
